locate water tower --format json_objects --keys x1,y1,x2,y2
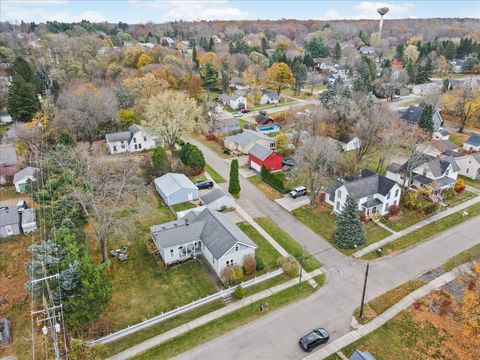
[{"x1": 377, "y1": 7, "x2": 389, "y2": 38}]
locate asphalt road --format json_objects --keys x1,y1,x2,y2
[{"x1": 174, "y1": 137, "x2": 480, "y2": 360}]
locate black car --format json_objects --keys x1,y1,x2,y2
[
  {"x1": 282, "y1": 158, "x2": 296, "y2": 167},
  {"x1": 240, "y1": 108, "x2": 251, "y2": 113},
  {"x1": 195, "y1": 180, "x2": 214, "y2": 190},
  {"x1": 298, "y1": 328, "x2": 330, "y2": 352}
]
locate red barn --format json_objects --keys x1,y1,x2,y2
[{"x1": 248, "y1": 144, "x2": 283, "y2": 173}]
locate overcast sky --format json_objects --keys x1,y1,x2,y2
[{"x1": 1, "y1": 1, "x2": 479, "y2": 24}]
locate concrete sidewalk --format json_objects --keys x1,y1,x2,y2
[
  {"x1": 353, "y1": 194, "x2": 480, "y2": 258},
  {"x1": 306, "y1": 266, "x2": 465, "y2": 359},
  {"x1": 107, "y1": 269, "x2": 323, "y2": 360}
]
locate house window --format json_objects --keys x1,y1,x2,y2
[
  {"x1": 133, "y1": 137, "x2": 137, "y2": 143},
  {"x1": 121, "y1": 144, "x2": 126, "y2": 149},
  {"x1": 144, "y1": 136, "x2": 147, "y2": 142},
  {"x1": 226, "y1": 259, "x2": 235, "y2": 266},
  {"x1": 235, "y1": 245, "x2": 239, "y2": 251},
  {"x1": 336, "y1": 201, "x2": 340, "y2": 210},
  {"x1": 170, "y1": 249, "x2": 174, "y2": 258},
  {"x1": 113, "y1": 145, "x2": 117, "y2": 152},
  {"x1": 269, "y1": 143, "x2": 275, "y2": 149},
  {"x1": 134, "y1": 144, "x2": 138, "y2": 150},
  {"x1": 387, "y1": 192, "x2": 390, "y2": 200},
  {"x1": 395, "y1": 189, "x2": 399, "y2": 197},
  {"x1": 466, "y1": 168, "x2": 469, "y2": 174},
  {"x1": 338, "y1": 190, "x2": 342, "y2": 198},
  {"x1": 5, "y1": 225, "x2": 13, "y2": 235},
  {"x1": 138, "y1": 143, "x2": 142, "y2": 149},
  {"x1": 445, "y1": 168, "x2": 449, "y2": 176}
]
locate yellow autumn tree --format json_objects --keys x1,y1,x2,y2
[
  {"x1": 403, "y1": 44, "x2": 419, "y2": 64},
  {"x1": 443, "y1": 85, "x2": 480, "y2": 133},
  {"x1": 137, "y1": 53, "x2": 153, "y2": 68},
  {"x1": 461, "y1": 263, "x2": 480, "y2": 343},
  {"x1": 265, "y1": 62, "x2": 295, "y2": 95},
  {"x1": 199, "y1": 51, "x2": 220, "y2": 69}
]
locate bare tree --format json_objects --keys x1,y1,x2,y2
[
  {"x1": 50, "y1": 149, "x2": 143, "y2": 262},
  {"x1": 443, "y1": 81, "x2": 479, "y2": 133},
  {"x1": 401, "y1": 126, "x2": 430, "y2": 187},
  {"x1": 291, "y1": 136, "x2": 340, "y2": 206},
  {"x1": 376, "y1": 119, "x2": 406, "y2": 173}
]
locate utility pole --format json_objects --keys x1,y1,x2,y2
[
  {"x1": 298, "y1": 246, "x2": 306, "y2": 284},
  {"x1": 359, "y1": 263, "x2": 370, "y2": 319}
]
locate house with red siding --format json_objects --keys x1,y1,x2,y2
[{"x1": 248, "y1": 144, "x2": 283, "y2": 173}]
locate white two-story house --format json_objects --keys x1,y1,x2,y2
[
  {"x1": 151, "y1": 207, "x2": 256, "y2": 278},
  {"x1": 325, "y1": 169, "x2": 402, "y2": 218},
  {"x1": 105, "y1": 124, "x2": 162, "y2": 154}
]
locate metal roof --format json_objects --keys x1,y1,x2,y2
[
  {"x1": 13, "y1": 167, "x2": 39, "y2": 184},
  {"x1": 105, "y1": 131, "x2": 131, "y2": 143},
  {"x1": 154, "y1": 173, "x2": 197, "y2": 197},
  {"x1": 249, "y1": 143, "x2": 273, "y2": 161},
  {"x1": 21, "y1": 208, "x2": 36, "y2": 225}
]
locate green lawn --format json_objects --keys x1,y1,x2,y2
[
  {"x1": 252, "y1": 97, "x2": 295, "y2": 111},
  {"x1": 237, "y1": 222, "x2": 282, "y2": 272},
  {"x1": 190, "y1": 133, "x2": 233, "y2": 159},
  {"x1": 362, "y1": 202, "x2": 480, "y2": 260},
  {"x1": 449, "y1": 131, "x2": 470, "y2": 146},
  {"x1": 255, "y1": 217, "x2": 322, "y2": 272},
  {"x1": 442, "y1": 243, "x2": 480, "y2": 272},
  {"x1": 460, "y1": 175, "x2": 480, "y2": 190},
  {"x1": 247, "y1": 175, "x2": 284, "y2": 199},
  {"x1": 238, "y1": 118, "x2": 248, "y2": 129},
  {"x1": 134, "y1": 282, "x2": 319, "y2": 360},
  {"x1": 354, "y1": 280, "x2": 426, "y2": 324},
  {"x1": 205, "y1": 163, "x2": 226, "y2": 183},
  {"x1": 381, "y1": 206, "x2": 427, "y2": 232},
  {"x1": 443, "y1": 190, "x2": 476, "y2": 207},
  {"x1": 291, "y1": 206, "x2": 390, "y2": 256},
  {"x1": 243, "y1": 274, "x2": 291, "y2": 296},
  {"x1": 171, "y1": 202, "x2": 197, "y2": 212},
  {"x1": 95, "y1": 191, "x2": 218, "y2": 333}
]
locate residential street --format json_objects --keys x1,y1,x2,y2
[{"x1": 174, "y1": 137, "x2": 480, "y2": 360}]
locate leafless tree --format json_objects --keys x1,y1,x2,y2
[
  {"x1": 291, "y1": 136, "x2": 340, "y2": 206},
  {"x1": 401, "y1": 126, "x2": 430, "y2": 187},
  {"x1": 376, "y1": 119, "x2": 407, "y2": 173},
  {"x1": 50, "y1": 149, "x2": 143, "y2": 262}
]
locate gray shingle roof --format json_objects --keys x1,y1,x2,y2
[
  {"x1": 154, "y1": 173, "x2": 197, "y2": 197},
  {"x1": 225, "y1": 130, "x2": 271, "y2": 148},
  {"x1": 249, "y1": 144, "x2": 272, "y2": 161},
  {"x1": 13, "y1": 167, "x2": 39, "y2": 184},
  {"x1": 465, "y1": 133, "x2": 480, "y2": 147},
  {"x1": 151, "y1": 207, "x2": 256, "y2": 259},
  {"x1": 0, "y1": 207, "x2": 19, "y2": 226},
  {"x1": 349, "y1": 349, "x2": 376, "y2": 360},
  {"x1": 200, "y1": 188, "x2": 231, "y2": 205},
  {"x1": 0, "y1": 144, "x2": 17, "y2": 166},
  {"x1": 343, "y1": 174, "x2": 397, "y2": 199},
  {"x1": 422, "y1": 140, "x2": 459, "y2": 153},
  {"x1": 400, "y1": 106, "x2": 423, "y2": 124},
  {"x1": 361, "y1": 197, "x2": 383, "y2": 208},
  {"x1": 262, "y1": 90, "x2": 279, "y2": 99},
  {"x1": 105, "y1": 131, "x2": 131, "y2": 143},
  {"x1": 21, "y1": 208, "x2": 36, "y2": 225},
  {"x1": 398, "y1": 153, "x2": 459, "y2": 177}
]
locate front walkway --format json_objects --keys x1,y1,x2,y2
[
  {"x1": 107, "y1": 269, "x2": 323, "y2": 360},
  {"x1": 305, "y1": 264, "x2": 468, "y2": 359},
  {"x1": 353, "y1": 194, "x2": 480, "y2": 258}
]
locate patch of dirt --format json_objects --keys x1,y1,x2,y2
[{"x1": 420, "y1": 267, "x2": 446, "y2": 282}]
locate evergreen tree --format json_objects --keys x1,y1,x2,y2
[
  {"x1": 334, "y1": 196, "x2": 365, "y2": 248},
  {"x1": 200, "y1": 36, "x2": 209, "y2": 51},
  {"x1": 192, "y1": 46, "x2": 199, "y2": 71},
  {"x1": 303, "y1": 53, "x2": 314, "y2": 69},
  {"x1": 395, "y1": 43, "x2": 404, "y2": 62},
  {"x1": 419, "y1": 104, "x2": 434, "y2": 135},
  {"x1": 208, "y1": 37, "x2": 215, "y2": 52},
  {"x1": 200, "y1": 62, "x2": 219, "y2": 99},
  {"x1": 7, "y1": 74, "x2": 40, "y2": 122},
  {"x1": 292, "y1": 61, "x2": 308, "y2": 95},
  {"x1": 221, "y1": 64, "x2": 230, "y2": 93},
  {"x1": 184, "y1": 144, "x2": 205, "y2": 171},
  {"x1": 305, "y1": 36, "x2": 328, "y2": 58},
  {"x1": 333, "y1": 41, "x2": 342, "y2": 62},
  {"x1": 353, "y1": 58, "x2": 373, "y2": 93},
  {"x1": 152, "y1": 146, "x2": 170, "y2": 174},
  {"x1": 261, "y1": 36, "x2": 269, "y2": 56},
  {"x1": 405, "y1": 60, "x2": 417, "y2": 84},
  {"x1": 228, "y1": 159, "x2": 241, "y2": 197}
]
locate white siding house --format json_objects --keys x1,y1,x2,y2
[
  {"x1": 260, "y1": 91, "x2": 280, "y2": 104},
  {"x1": 463, "y1": 134, "x2": 480, "y2": 152},
  {"x1": 201, "y1": 189, "x2": 235, "y2": 211},
  {"x1": 154, "y1": 173, "x2": 199, "y2": 206},
  {"x1": 106, "y1": 125, "x2": 162, "y2": 154},
  {"x1": 340, "y1": 137, "x2": 361, "y2": 152},
  {"x1": 454, "y1": 153, "x2": 480, "y2": 180},
  {"x1": 13, "y1": 167, "x2": 39, "y2": 193}
]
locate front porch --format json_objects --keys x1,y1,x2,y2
[
  {"x1": 177, "y1": 241, "x2": 202, "y2": 261},
  {"x1": 361, "y1": 198, "x2": 384, "y2": 220}
]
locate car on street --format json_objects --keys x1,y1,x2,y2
[
  {"x1": 17, "y1": 200, "x2": 27, "y2": 213},
  {"x1": 234, "y1": 112, "x2": 243, "y2": 118},
  {"x1": 289, "y1": 186, "x2": 307, "y2": 199},
  {"x1": 298, "y1": 328, "x2": 330, "y2": 352},
  {"x1": 195, "y1": 180, "x2": 214, "y2": 190},
  {"x1": 240, "y1": 108, "x2": 251, "y2": 113}
]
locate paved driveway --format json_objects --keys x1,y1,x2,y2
[{"x1": 275, "y1": 195, "x2": 309, "y2": 212}]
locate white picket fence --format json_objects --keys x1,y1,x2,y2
[{"x1": 88, "y1": 268, "x2": 284, "y2": 346}]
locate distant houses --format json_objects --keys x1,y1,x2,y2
[
  {"x1": 105, "y1": 124, "x2": 162, "y2": 154},
  {"x1": 13, "y1": 167, "x2": 39, "y2": 193},
  {"x1": 0, "y1": 207, "x2": 37, "y2": 238},
  {"x1": 208, "y1": 110, "x2": 240, "y2": 135},
  {"x1": 398, "y1": 106, "x2": 443, "y2": 133},
  {"x1": 260, "y1": 91, "x2": 280, "y2": 105},
  {"x1": 218, "y1": 94, "x2": 247, "y2": 110},
  {"x1": 463, "y1": 134, "x2": 480, "y2": 152},
  {"x1": 450, "y1": 59, "x2": 465, "y2": 73},
  {"x1": 224, "y1": 129, "x2": 276, "y2": 155},
  {"x1": 359, "y1": 46, "x2": 375, "y2": 55}
]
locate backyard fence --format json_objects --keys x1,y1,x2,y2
[{"x1": 88, "y1": 268, "x2": 284, "y2": 346}]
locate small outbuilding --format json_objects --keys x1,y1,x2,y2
[
  {"x1": 463, "y1": 133, "x2": 480, "y2": 152},
  {"x1": 0, "y1": 207, "x2": 21, "y2": 238},
  {"x1": 154, "y1": 173, "x2": 199, "y2": 206},
  {"x1": 13, "y1": 166, "x2": 39, "y2": 193},
  {"x1": 21, "y1": 208, "x2": 37, "y2": 234},
  {"x1": 248, "y1": 144, "x2": 283, "y2": 173},
  {"x1": 201, "y1": 188, "x2": 235, "y2": 211}
]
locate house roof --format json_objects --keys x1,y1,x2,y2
[
  {"x1": 349, "y1": 349, "x2": 376, "y2": 360},
  {"x1": 399, "y1": 153, "x2": 459, "y2": 177},
  {"x1": 249, "y1": 143, "x2": 273, "y2": 161},
  {"x1": 0, "y1": 144, "x2": 17, "y2": 166},
  {"x1": 154, "y1": 173, "x2": 197, "y2": 197},
  {"x1": 438, "y1": 129, "x2": 449, "y2": 136},
  {"x1": 201, "y1": 188, "x2": 232, "y2": 205},
  {"x1": 21, "y1": 208, "x2": 36, "y2": 225},
  {"x1": 230, "y1": 77, "x2": 244, "y2": 85},
  {"x1": 465, "y1": 133, "x2": 480, "y2": 147},
  {"x1": 219, "y1": 94, "x2": 230, "y2": 102},
  {"x1": 105, "y1": 130, "x2": 131, "y2": 143},
  {"x1": 400, "y1": 105, "x2": 423, "y2": 124},
  {"x1": 210, "y1": 113, "x2": 239, "y2": 131},
  {"x1": 262, "y1": 90, "x2": 279, "y2": 99},
  {"x1": 151, "y1": 207, "x2": 256, "y2": 259},
  {"x1": 230, "y1": 94, "x2": 244, "y2": 101},
  {"x1": 255, "y1": 114, "x2": 273, "y2": 124},
  {"x1": 342, "y1": 173, "x2": 397, "y2": 199},
  {"x1": 387, "y1": 162, "x2": 402, "y2": 173},
  {"x1": 0, "y1": 207, "x2": 19, "y2": 227},
  {"x1": 360, "y1": 46, "x2": 375, "y2": 52},
  {"x1": 225, "y1": 130, "x2": 272, "y2": 148},
  {"x1": 421, "y1": 140, "x2": 459, "y2": 154},
  {"x1": 13, "y1": 166, "x2": 39, "y2": 184},
  {"x1": 361, "y1": 197, "x2": 383, "y2": 208}
]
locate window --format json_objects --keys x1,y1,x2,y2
[
  {"x1": 134, "y1": 144, "x2": 138, "y2": 150},
  {"x1": 133, "y1": 137, "x2": 137, "y2": 143},
  {"x1": 395, "y1": 189, "x2": 399, "y2": 197},
  {"x1": 466, "y1": 168, "x2": 469, "y2": 174},
  {"x1": 113, "y1": 145, "x2": 117, "y2": 152},
  {"x1": 144, "y1": 136, "x2": 147, "y2": 142},
  {"x1": 170, "y1": 249, "x2": 174, "y2": 258},
  {"x1": 445, "y1": 168, "x2": 449, "y2": 176},
  {"x1": 5, "y1": 225, "x2": 13, "y2": 235},
  {"x1": 387, "y1": 192, "x2": 390, "y2": 200},
  {"x1": 337, "y1": 190, "x2": 342, "y2": 198},
  {"x1": 138, "y1": 143, "x2": 142, "y2": 149},
  {"x1": 235, "y1": 245, "x2": 239, "y2": 251},
  {"x1": 226, "y1": 259, "x2": 235, "y2": 266},
  {"x1": 336, "y1": 201, "x2": 340, "y2": 210},
  {"x1": 270, "y1": 143, "x2": 275, "y2": 149},
  {"x1": 121, "y1": 144, "x2": 126, "y2": 149}
]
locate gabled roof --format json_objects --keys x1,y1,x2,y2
[
  {"x1": 465, "y1": 133, "x2": 480, "y2": 147},
  {"x1": 262, "y1": 90, "x2": 279, "y2": 99},
  {"x1": 249, "y1": 143, "x2": 273, "y2": 161},
  {"x1": 154, "y1": 173, "x2": 197, "y2": 196},
  {"x1": 230, "y1": 94, "x2": 245, "y2": 101},
  {"x1": 399, "y1": 153, "x2": 459, "y2": 177},
  {"x1": 151, "y1": 207, "x2": 256, "y2": 259},
  {"x1": 21, "y1": 208, "x2": 36, "y2": 225},
  {"x1": 225, "y1": 130, "x2": 272, "y2": 148},
  {"x1": 105, "y1": 131, "x2": 131, "y2": 143},
  {"x1": 326, "y1": 170, "x2": 397, "y2": 199},
  {"x1": 0, "y1": 144, "x2": 17, "y2": 166},
  {"x1": 0, "y1": 207, "x2": 19, "y2": 227},
  {"x1": 349, "y1": 349, "x2": 376, "y2": 360},
  {"x1": 201, "y1": 188, "x2": 232, "y2": 205},
  {"x1": 219, "y1": 94, "x2": 230, "y2": 102},
  {"x1": 13, "y1": 166, "x2": 39, "y2": 183},
  {"x1": 400, "y1": 105, "x2": 423, "y2": 123},
  {"x1": 421, "y1": 140, "x2": 459, "y2": 154}
]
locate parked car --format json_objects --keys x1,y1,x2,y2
[
  {"x1": 195, "y1": 180, "x2": 214, "y2": 190},
  {"x1": 298, "y1": 328, "x2": 330, "y2": 352},
  {"x1": 234, "y1": 112, "x2": 243, "y2": 118},
  {"x1": 240, "y1": 108, "x2": 251, "y2": 113},
  {"x1": 282, "y1": 158, "x2": 296, "y2": 167},
  {"x1": 289, "y1": 186, "x2": 307, "y2": 199},
  {"x1": 17, "y1": 200, "x2": 27, "y2": 213}
]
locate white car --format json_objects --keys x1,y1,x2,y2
[
  {"x1": 234, "y1": 112, "x2": 243, "y2": 118},
  {"x1": 289, "y1": 186, "x2": 307, "y2": 199}
]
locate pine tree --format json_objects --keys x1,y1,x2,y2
[
  {"x1": 334, "y1": 196, "x2": 365, "y2": 248},
  {"x1": 208, "y1": 37, "x2": 215, "y2": 52},
  {"x1": 292, "y1": 61, "x2": 308, "y2": 95},
  {"x1": 192, "y1": 46, "x2": 199, "y2": 71},
  {"x1": 184, "y1": 145, "x2": 205, "y2": 171},
  {"x1": 261, "y1": 36, "x2": 269, "y2": 56},
  {"x1": 419, "y1": 104, "x2": 434, "y2": 135},
  {"x1": 200, "y1": 62, "x2": 219, "y2": 99},
  {"x1": 333, "y1": 41, "x2": 342, "y2": 62},
  {"x1": 221, "y1": 65, "x2": 230, "y2": 93},
  {"x1": 7, "y1": 74, "x2": 40, "y2": 122},
  {"x1": 228, "y1": 159, "x2": 241, "y2": 197}
]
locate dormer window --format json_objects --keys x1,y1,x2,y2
[
  {"x1": 133, "y1": 137, "x2": 137, "y2": 143},
  {"x1": 235, "y1": 245, "x2": 239, "y2": 251}
]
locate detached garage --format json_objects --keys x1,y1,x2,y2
[
  {"x1": 154, "y1": 173, "x2": 199, "y2": 206},
  {"x1": 248, "y1": 144, "x2": 283, "y2": 173},
  {"x1": 14, "y1": 167, "x2": 39, "y2": 193}
]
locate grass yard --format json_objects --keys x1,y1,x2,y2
[
  {"x1": 190, "y1": 133, "x2": 233, "y2": 159},
  {"x1": 134, "y1": 281, "x2": 319, "y2": 360},
  {"x1": 362, "y1": 202, "x2": 480, "y2": 260},
  {"x1": 252, "y1": 97, "x2": 295, "y2": 111},
  {"x1": 171, "y1": 201, "x2": 197, "y2": 212},
  {"x1": 247, "y1": 175, "x2": 284, "y2": 199},
  {"x1": 442, "y1": 243, "x2": 480, "y2": 271},
  {"x1": 449, "y1": 131, "x2": 470, "y2": 146},
  {"x1": 443, "y1": 189, "x2": 476, "y2": 207},
  {"x1": 91, "y1": 190, "x2": 218, "y2": 334},
  {"x1": 243, "y1": 274, "x2": 291, "y2": 296},
  {"x1": 354, "y1": 280, "x2": 426, "y2": 324},
  {"x1": 291, "y1": 206, "x2": 390, "y2": 256},
  {"x1": 255, "y1": 217, "x2": 322, "y2": 272},
  {"x1": 205, "y1": 163, "x2": 226, "y2": 183},
  {"x1": 460, "y1": 175, "x2": 480, "y2": 190},
  {"x1": 381, "y1": 206, "x2": 427, "y2": 232},
  {"x1": 237, "y1": 222, "x2": 282, "y2": 272}
]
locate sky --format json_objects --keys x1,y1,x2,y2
[{"x1": 1, "y1": 0, "x2": 479, "y2": 24}]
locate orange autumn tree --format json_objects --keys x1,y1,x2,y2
[{"x1": 461, "y1": 262, "x2": 480, "y2": 343}]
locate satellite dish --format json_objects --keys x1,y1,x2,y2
[{"x1": 377, "y1": 7, "x2": 389, "y2": 16}]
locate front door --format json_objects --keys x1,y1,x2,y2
[{"x1": 188, "y1": 191, "x2": 193, "y2": 201}]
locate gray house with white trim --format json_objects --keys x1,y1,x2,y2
[
  {"x1": 154, "y1": 173, "x2": 199, "y2": 206},
  {"x1": 0, "y1": 207, "x2": 21, "y2": 238},
  {"x1": 151, "y1": 207, "x2": 256, "y2": 277},
  {"x1": 14, "y1": 166, "x2": 39, "y2": 193},
  {"x1": 399, "y1": 106, "x2": 443, "y2": 133}
]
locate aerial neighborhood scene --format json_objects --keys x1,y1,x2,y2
[{"x1": 2, "y1": 1, "x2": 480, "y2": 359}]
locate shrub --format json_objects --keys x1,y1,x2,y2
[
  {"x1": 255, "y1": 255, "x2": 265, "y2": 271},
  {"x1": 243, "y1": 254, "x2": 257, "y2": 275},
  {"x1": 221, "y1": 265, "x2": 243, "y2": 285},
  {"x1": 358, "y1": 210, "x2": 367, "y2": 223},
  {"x1": 442, "y1": 188, "x2": 455, "y2": 200},
  {"x1": 277, "y1": 255, "x2": 300, "y2": 277},
  {"x1": 179, "y1": 143, "x2": 205, "y2": 172},
  {"x1": 404, "y1": 191, "x2": 419, "y2": 210},
  {"x1": 421, "y1": 202, "x2": 440, "y2": 216},
  {"x1": 454, "y1": 178, "x2": 465, "y2": 193},
  {"x1": 232, "y1": 285, "x2": 245, "y2": 300},
  {"x1": 388, "y1": 204, "x2": 400, "y2": 216}
]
